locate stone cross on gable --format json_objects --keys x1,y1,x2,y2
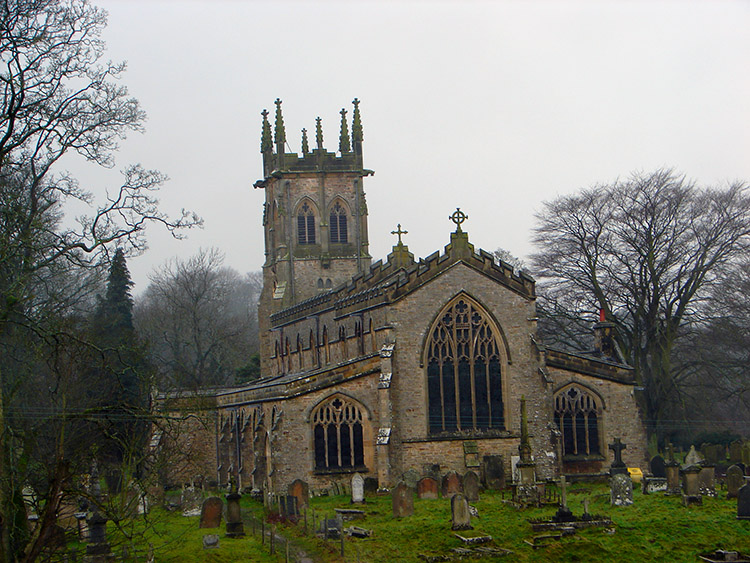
[
  {"x1": 609, "y1": 437, "x2": 627, "y2": 467},
  {"x1": 391, "y1": 224, "x2": 408, "y2": 245},
  {"x1": 449, "y1": 208, "x2": 468, "y2": 231}
]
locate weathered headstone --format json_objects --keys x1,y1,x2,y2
[
  {"x1": 450, "y1": 493, "x2": 473, "y2": 531},
  {"x1": 402, "y1": 468, "x2": 420, "y2": 490},
  {"x1": 729, "y1": 440, "x2": 743, "y2": 464},
  {"x1": 553, "y1": 475, "x2": 573, "y2": 521},
  {"x1": 417, "y1": 477, "x2": 439, "y2": 500},
  {"x1": 463, "y1": 471, "x2": 480, "y2": 502},
  {"x1": 681, "y1": 465, "x2": 702, "y2": 506},
  {"x1": 610, "y1": 473, "x2": 634, "y2": 506},
  {"x1": 482, "y1": 455, "x2": 505, "y2": 490},
  {"x1": 441, "y1": 471, "x2": 463, "y2": 498},
  {"x1": 423, "y1": 463, "x2": 441, "y2": 482},
  {"x1": 650, "y1": 455, "x2": 666, "y2": 478},
  {"x1": 684, "y1": 445, "x2": 703, "y2": 467},
  {"x1": 698, "y1": 464, "x2": 717, "y2": 497},
  {"x1": 364, "y1": 477, "x2": 379, "y2": 494},
  {"x1": 738, "y1": 483, "x2": 750, "y2": 520},
  {"x1": 279, "y1": 495, "x2": 298, "y2": 519},
  {"x1": 203, "y1": 534, "x2": 219, "y2": 549},
  {"x1": 742, "y1": 442, "x2": 750, "y2": 467},
  {"x1": 181, "y1": 486, "x2": 203, "y2": 517},
  {"x1": 351, "y1": 473, "x2": 365, "y2": 504},
  {"x1": 392, "y1": 481, "x2": 414, "y2": 518},
  {"x1": 727, "y1": 465, "x2": 744, "y2": 499},
  {"x1": 288, "y1": 479, "x2": 309, "y2": 511},
  {"x1": 199, "y1": 497, "x2": 223, "y2": 529},
  {"x1": 609, "y1": 438, "x2": 628, "y2": 476}
]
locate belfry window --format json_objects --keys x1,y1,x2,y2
[
  {"x1": 426, "y1": 297, "x2": 505, "y2": 434},
  {"x1": 297, "y1": 202, "x2": 316, "y2": 245},
  {"x1": 329, "y1": 202, "x2": 348, "y2": 244},
  {"x1": 554, "y1": 386, "x2": 602, "y2": 457},
  {"x1": 312, "y1": 396, "x2": 365, "y2": 471}
]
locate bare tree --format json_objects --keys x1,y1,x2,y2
[
  {"x1": 0, "y1": 1, "x2": 199, "y2": 559},
  {"x1": 135, "y1": 249, "x2": 260, "y2": 390},
  {"x1": 531, "y1": 169, "x2": 750, "y2": 440}
]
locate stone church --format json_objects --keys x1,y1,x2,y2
[{"x1": 159, "y1": 100, "x2": 647, "y2": 493}]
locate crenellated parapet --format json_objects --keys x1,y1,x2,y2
[
  {"x1": 255, "y1": 98, "x2": 370, "y2": 184},
  {"x1": 269, "y1": 220, "x2": 535, "y2": 327}
]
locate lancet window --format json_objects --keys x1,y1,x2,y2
[
  {"x1": 554, "y1": 385, "x2": 602, "y2": 457},
  {"x1": 426, "y1": 297, "x2": 505, "y2": 434},
  {"x1": 297, "y1": 202, "x2": 316, "y2": 244},
  {"x1": 329, "y1": 202, "x2": 348, "y2": 244},
  {"x1": 312, "y1": 396, "x2": 365, "y2": 471}
]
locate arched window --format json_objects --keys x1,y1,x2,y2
[
  {"x1": 297, "y1": 202, "x2": 316, "y2": 244},
  {"x1": 312, "y1": 396, "x2": 365, "y2": 471},
  {"x1": 554, "y1": 386, "x2": 602, "y2": 457},
  {"x1": 426, "y1": 297, "x2": 505, "y2": 434},
  {"x1": 329, "y1": 202, "x2": 348, "y2": 244}
]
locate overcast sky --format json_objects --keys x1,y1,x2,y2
[{"x1": 76, "y1": 0, "x2": 750, "y2": 293}]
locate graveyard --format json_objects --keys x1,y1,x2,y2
[{"x1": 65, "y1": 461, "x2": 749, "y2": 563}]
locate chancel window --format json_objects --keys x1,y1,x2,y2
[
  {"x1": 297, "y1": 202, "x2": 316, "y2": 244},
  {"x1": 312, "y1": 396, "x2": 365, "y2": 471},
  {"x1": 329, "y1": 202, "x2": 348, "y2": 244},
  {"x1": 426, "y1": 297, "x2": 505, "y2": 434},
  {"x1": 554, "y1": 386, "x2": 602, "y2": 457}
]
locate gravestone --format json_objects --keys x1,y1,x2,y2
[
  {"x1": 351, "y1": 473, "x2": 365, "y2": 504},
  {"x1": 450, "y1": 493, "x2": 473, "y2": 531},
  {"x1": 729, "y1": 440, "x2": 743, "y2": 464},
  {"x1": 402, "y1": 468, "x2": 420, "y2": 490},
  {"x1": 698, "y1": 464, "x2": 717, "y2": 497},
  {"x1": 279, "y1": 495, "x2": 298, "y2": 519},
  {"x1": 423, "y1": 463, "x2": 441, "y2": 482},
  {"x1": 203, "y1": 534, "x2": 219, "y2": 549},
  {"x1": 610, "y1": 473, "x2": 634, "y2": 506},
  {"x1": 726, "y1": 465, "x2": 744, "y2": 499},
  {"x1": 392, "y1": 481, "x2": 414, "y2": 518},
  {"x1": 553, "y1": 475, "x2": 573, "y2": 521},
  {"x1": 441, "y1": 471, "x2": 463, "y2": 498},
  {"x1": 463, "y1": 471, "x2": 480, "y2": 502},
  {"x1": 681, "y1": 465, "x2": 702, "y2": 506},
  {"x1": 684, "y1": 445, "x2": 703, "y2": 467},
  {"x1": 642, "y1": 477, "x2": 667, "y2": 495},
  {"x1": 608, "y1": 438, "x2": 628, "y2": 476},
  {"x1": 364, "y1": 477, "x2": 379, "y2": 494},
  {"x1": 650, "y1": 455, "x2": 666, "y2": 478},
  {"x1": 738, "y1": 483, "x2": 750, "y2": 520},
  {"x1": 743, "y1": 442, "x2": 750, "y2": 467},
  {"x1": 701, "y1": 443, "x2": 718, "y2": 465},
  {"x1": 288, "y1": 479, "x2": 309, "y2": 511},
  {"x1": 181, "y1": 486, "x2": 203, "y2": 517},
  {"x1": 417, "y1": 477, "x2": 439, "y2": 500},
  {"x1": 482, "y1": 455, "x2": 505, "y2": 490},
  {"x1": 199, "y1": 497, "x2": 223, "y2": 528}
]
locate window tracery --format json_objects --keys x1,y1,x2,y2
[
  {"x1": 297, "y1": 202, "x2": 316, "y2": 244},
  {"x1": 329, "y1": 201, "x2": 348, "y2": 244},
  {"x1": 312, "y1": 396, "x2": 365, "y2": 471},
  {"x1": 554, "y1": 385, "x2": 602, "y2": 456},
  {"x1": 426, "y1": 297, "x2": 505, "y2": 434}
]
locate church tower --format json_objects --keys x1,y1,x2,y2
[{"x1": 254, "y1": 99, "x2": 372, "y2": 372}]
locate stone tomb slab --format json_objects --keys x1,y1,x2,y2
[
  {"x1": 417, "y1": 477, "x2": 439, "y2": 500},
  {"x1": 199, "y1": 497, "x2": 223, "y2": 529}
]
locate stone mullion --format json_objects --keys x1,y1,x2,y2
[
  {"x1": 470, "y1": 319, "x2": 478, "y2": 430},
  {"x1": 452, "y1": 313, "x2": 461, "y2": 430},
  {"x1": 323, "y1": 422, "x2": 330, "y2": 468},
  {"x1": 584, "y1": 412, "x2": 590, "y2": 455},
  {"x1": 336, "y1": 423, "x2": 343, "y2": 467},
  {"x1": 349, "y1": 422, "x2": 355, "y2": 466}
]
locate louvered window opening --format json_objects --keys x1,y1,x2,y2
[
  {"x1": 329, "y1": 202, "x2": 348, "y2": 244},
  {"x1": 297, "y1": 202, "x2": 315, "y2": 244}
]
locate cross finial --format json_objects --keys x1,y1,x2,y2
[
  {"x1": 391, "y1": 224, "x2": 408, "y2": 245},
  {"x1": 449, "y1": 208, "x2": 468, "y2": 232}
]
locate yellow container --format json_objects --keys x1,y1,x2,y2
[{"x1": 627, "y1": 467, "x2": 643, "y2": 483}]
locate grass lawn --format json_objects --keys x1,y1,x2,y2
[{"x1": 90, "y1": 482, "x2": 748, "y2": 562}]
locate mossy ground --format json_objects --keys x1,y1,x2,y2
[{"x1": 89, "y1": 483, "x2": 748, "y2": 562}]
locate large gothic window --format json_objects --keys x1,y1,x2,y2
[
  {"x1": 426, "y1": 297, "x2": 505, "y2": 434},
  {"x1": 554, "y1": 386, "x2": 602, "y2": 457},
  {"x1": 297, "y1": 202, "x2": 316, "y2": 244},
  {"x1": 329, "y1": 202, "x2": 348, "y2": 244},
  {"x1": 312, "y1": 396, "x2": 365, "y2": 471}
]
